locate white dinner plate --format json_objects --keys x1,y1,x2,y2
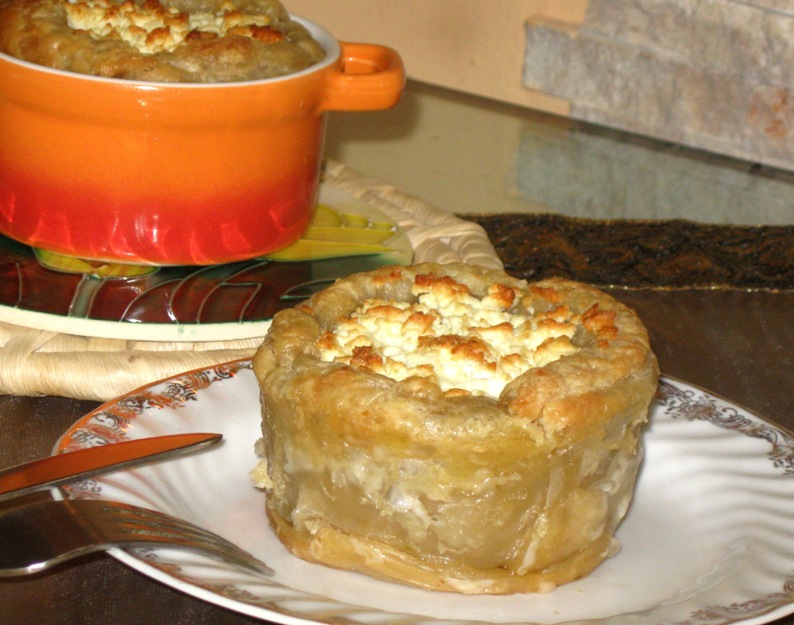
[{"x1": 56, "y1": 361, "x2": 794, "y2": 625}]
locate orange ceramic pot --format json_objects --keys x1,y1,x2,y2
[{"x1": 0, "y1": 18, "x2": 404, "y2": 266}]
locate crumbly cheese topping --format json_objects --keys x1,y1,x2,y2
[
  {"x1": 65, "y1": 0, "x2": 284, "y2": 54},
  {"x1": 317, "y1": 274, "x2": 581, "y2": 398}
]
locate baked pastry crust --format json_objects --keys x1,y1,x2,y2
[
  {"x1": 0, "y1": 0, "x2": 325, "y2": 82},
  {"x1": 252, "y1": 263, "x2": 659, "y2": 594}
]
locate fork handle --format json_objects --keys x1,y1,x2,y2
[{"x1": 0, "y1": 499, "x2": 111, "y2": 575}]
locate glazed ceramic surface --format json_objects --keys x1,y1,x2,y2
[
  {"x1": 0, "y1": 184, "x2": 412, "y2": 341},
  {"x1": 0, "y1": 18, "x2": 404, "y2": 266},
  {"x1": 57, "y1": 362, "x2": 794, "y2": 625}
]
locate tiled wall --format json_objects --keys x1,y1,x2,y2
[{"x1": 523, "y1": 0, "x2": 794, "y2": 172}]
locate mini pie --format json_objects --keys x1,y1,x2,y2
[
  {"x1": 251, "y1": 263, "x2": 659, "y2": 594},
  {"x1": 0, "y1": 0, "x2": 325, "y2": 82}
]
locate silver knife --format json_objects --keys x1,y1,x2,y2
[{"x1": 0, "y1": 433, "x2": 222, "y2": 502}]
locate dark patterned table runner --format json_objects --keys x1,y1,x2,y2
[{"x1": 466, "y1": 213, "x2": 794, "y2": 290}]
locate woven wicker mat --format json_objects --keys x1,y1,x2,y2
[{"x1": 0, "y1": 161, "x2": 502, "y2": 401}]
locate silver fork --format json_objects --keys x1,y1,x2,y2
[{"x1": 0, "y1": 498, "x2": 273, "y2": 577}]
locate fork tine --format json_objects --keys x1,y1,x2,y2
[
  {"x1": 93, "y1": 501, "x2": 242, "y2": 546},
  {"x1": 0, "y1": 499, "x2": 273, "y2": 577},
  {"x1": 70, "y1": 500, "x2": 274, "y2": 575}
]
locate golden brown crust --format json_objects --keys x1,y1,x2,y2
[
  {"x1": 252, "y1": 263, "x2": 659, "y2": 594},
  {"x1": 0, "y1": 0, "x2": 325, "y2": 82}
]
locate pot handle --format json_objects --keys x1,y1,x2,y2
[{"x1": 322, "y1": 42, "x2": 405, "y2": 111}]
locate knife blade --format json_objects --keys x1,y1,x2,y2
[{"x1": 0, "y1": 432, "x2": 222, "y2": 502}]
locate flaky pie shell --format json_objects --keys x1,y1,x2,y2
[{"x1": 252, "y1": 263, "x2": 659, "y2": 594}]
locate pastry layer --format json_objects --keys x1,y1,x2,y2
[{"x1": 252, "y1": 263, "x2": 659, "y2": 594}]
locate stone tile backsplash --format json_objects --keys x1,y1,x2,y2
[{"x1": 523, "y1": 0, "x2": 794, "y2": 172}]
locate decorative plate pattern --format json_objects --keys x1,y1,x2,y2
[
  {"x1": 56, "y1": 363, "x2": 794, "y2": 625},
  {"x1": 0, "y1": 185, "x2": 412, "y2": 342}
]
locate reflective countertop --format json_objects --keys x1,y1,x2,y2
[{"x1": 326, "y1": 81, "x2": 794, "y2": 225}]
